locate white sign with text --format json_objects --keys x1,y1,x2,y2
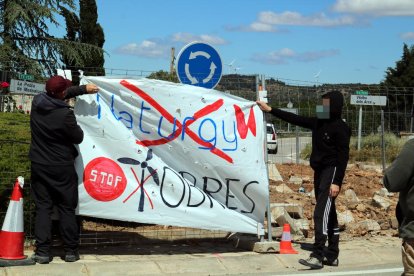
[
  {"x1": 9, "y1": 79, "x2": 45, "y2": 95},
  {"x1": 74, "y1": 76, "x2": 268, "y2": 234},
  {"x1": 350, "y1": 95, "x2": 387, "y2": 106}
]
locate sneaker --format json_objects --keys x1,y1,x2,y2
[
  {"x1": 298, "y1": 257, "x2": 324, "y2": 269},
  {"x1": 64, "y1": 251, "x2": 80, "y2": 262},
  {"x1": 31, "y1": 254, "x2": 52, "y2": 264},
  {"x1": 323, "y1": 257, "x2": 339, "y2": 266}
]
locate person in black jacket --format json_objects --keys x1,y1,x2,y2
[
  {"x1": 29, "y1": 75, "x2": 98, "y2": 264},
  {"x1": 257, "y1": 90, "x2": 351, "y2": 269},
  {"x1": 383, "y1": 139, "x2": 414, "y2": 275}
]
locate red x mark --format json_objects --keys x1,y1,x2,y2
[
  {"x1": 123, "y1": 167, "x2": 157, "y2": 209},
  {"x1": 120, "y1": 80, "x2": 233, "y2": 163}
]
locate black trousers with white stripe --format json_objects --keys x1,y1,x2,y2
[{"x1": 310, "y1": 166, "x2": 340, "y2": 261}]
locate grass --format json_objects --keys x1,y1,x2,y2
[
  {"x1": 0, "y1": 112, "x2": 31, "y2": 224},
  {"x1": 300, "y1": 132, "x2": 407, "y2": 165}
]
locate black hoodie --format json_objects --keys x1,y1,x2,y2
[
  {"x1": 269, "y1": 90, "x2": 351, "y2": 186},
  {"x1": 29, "y1": 85, "x2": 88, "y2": 166}
]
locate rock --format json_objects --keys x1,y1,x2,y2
[
  {"x1": 377, "y1": 219, "x2": 390, "y2": 230},
  {"x1": 374, "y1": 188, "x2": 393, "y2": 198},
  {"x1": 345, "y1": 189, "x2": 360, "y2": 209},
  {"x1": 272, "y1": 184, "x2": 294, "y2": 193},
  {"x1": 269, "y1": 206, "x2": 285, "y2": 224},
  {"x1": 372, "y1": 195, "x2": 391, "y2": 211},
  {"x1": 270, "y1": 207, "x2": 304, "y2": 238},
  {"x1": 337, "y1": 210, "x2": 354, "y2": 230},
  {"x1": 357, "y1": 219, "x2": 381, "y2": 232},
  {"x1": 289, "y1": 176, "x2": 303, "y2": 185},
  {"x1": 270, "y1": 203, "x2": 304, "y2": 219},
  {"x1": 302, "y1": 176, "x2": 312, "y2": 183},
  {"x1": 390, "y1": 217, "x2": 399, "y2": 229},
  {"x1": 294, "y1": 219, "x2": 310, "y2": 238},
  {"x1": 356, "y1": 203, "x2": 366, "y2": 212}
]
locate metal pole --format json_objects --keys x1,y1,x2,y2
[
  {"x1": 357, "y1": 106, "x2": 363, "y2": 151},
  {"x1": 259, "y1": 75, "x2": 273, "y2": 242},
  {"x1": 381, "y1": 110, "x2": 386, "y2": 171},
  {"x1": 410, "y1": 103, "x2": 413, "y2": 133},
  {"x1": 296, "y1": 126, "x2": 300, "y2": 164},
  {"x1": 256, "y1": 75, "x2": 266, "y2": 242}
]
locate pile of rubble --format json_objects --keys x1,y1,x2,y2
[{"x1": 269, "y1": 163, "x2": 399, "y2": 241}]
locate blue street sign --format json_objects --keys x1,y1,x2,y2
[{"x1": 176, "y1": 42, "x2": 223, "y2": 89}]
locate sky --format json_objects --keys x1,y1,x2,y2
[{"x1": 93, "y1": 0, "x2": 414, "y2": 85}]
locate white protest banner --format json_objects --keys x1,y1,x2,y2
[{"x1": 74, "y1": 77, "x2": 268, "y2": 234}]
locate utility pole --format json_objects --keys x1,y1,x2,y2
[{"x1": 170, "y1": 47, "x2": 176, "y2": 75}]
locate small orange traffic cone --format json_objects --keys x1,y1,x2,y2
[
  {"x1": 279, "y1": 223, "x2": 298, "y2": 254},
  {"x1": 0, "y1": 177, "x2": 35, "y2": 266}
]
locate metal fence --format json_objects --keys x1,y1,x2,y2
[{"x1": 1, "y1": 67, "x2": 413, "y2": 247}]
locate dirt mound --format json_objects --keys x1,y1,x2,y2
[{"x1": 271, "y1": 163, "x2": 399, "y2": 240}]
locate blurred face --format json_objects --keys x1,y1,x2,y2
[{"x1": 316, "y1": 98, "x2": 330, "y2": 119}]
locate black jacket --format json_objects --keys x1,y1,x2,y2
[
  {"x1": 29, "y1": 85, "x2": 88, "y2": 166},
  {"x1": 383, "y1": 139, "x2": 414, "y2": 239},
  {"x1": 270, "y1": 90, "x2": 351, "y2": 186}
]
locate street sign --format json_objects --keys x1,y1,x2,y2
[
  {"x1": 9, "y1": 79, "x2": 45, "y2": 95},
  {"x1": 176, "y1": 42, "x2": 222, "y2": 89},
  {"x1": 17, "y1": 73, "x2": 34, "y2": 81},
  {"x1": 350, "y1": 95, "x2": 387, "y2": 106},
  {"x1": 355, "y1": 90, "x2": 369, "y2": 95}
]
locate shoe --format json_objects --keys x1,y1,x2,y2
[
  {"x1": 323, "y1": 257, "x2": 339, "y2": 266},
  {"x1": 298, "y1": 257, "x2": 324, "y2": 269},
  {"x1": 64, "y1": 251, "x2": 80, "y2": 262},
  {"x1": 31, "y1": 254, "x2": 52, "y2": 264}
]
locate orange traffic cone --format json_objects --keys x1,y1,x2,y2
[
  {"x1": 0, "y1": 177, "x2": 35, "y2": 266},
  {"x1": 279, "y1": 223, "x2": 298, "y2": 254}
]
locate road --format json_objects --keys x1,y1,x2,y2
[{"x1": 268, "y1": 135, "x2": 311, "y2": 164}]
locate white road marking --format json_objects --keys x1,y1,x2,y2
[{"x1": 278, "y1": 267, "x2": 403, "y2": 276}]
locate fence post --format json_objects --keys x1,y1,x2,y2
[
  {"x1": 357, "y1": 106, "x2": 363, "y2": 150},
  {"x1": 381, "y1": 110, "x2": 386, "y2": 171}
]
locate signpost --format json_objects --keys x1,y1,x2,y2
[
  {"x1": 176, "y1": 42, "x2": 223, "y2": 89},
  {"x1": 350, "y1": 92, "x2": 387, "y2": 170},
  {"x1": 9, "y1": 79, "x2": 45, "y2": 95}
]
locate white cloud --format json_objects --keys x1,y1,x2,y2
[
  {"x1": 252, "y1": 48, "x2": 340, "y2": 65},
  {"x1": 114, "y1": 32, "x2": 227, "y2": 58},
  {"x1": 172, "y1": 32, "x2": 227, "y2": 45},
  {"x1": 401, "y1": 32, "x2": 414, "y2": 40},
  {"x1": 333, "y1": 0, "x2": 414, "y2": 16},
  {"x1": 296, "y1": 49, "x2": 340, "y2": 62},
  {"x1": 248, "y1": 22, "x2": 278, "y2": 32},
  {"x1": 115, "y1": 40, "x2": 169, "y2": 58},
  {"x1": 225, "y1": 22, "x2": 281, "y2": 33},
  {"x1": 258, "y1": 11, "x2": 356, "y2": 27}
]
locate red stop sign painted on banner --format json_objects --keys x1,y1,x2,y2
[{"x1": 83, "y1": 157, "x2": 127, "y2": 202}]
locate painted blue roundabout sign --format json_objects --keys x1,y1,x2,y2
[{"x1": 176, "y1": 42, "x2": 223, "y2": 89}]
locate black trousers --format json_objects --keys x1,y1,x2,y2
[
  {"x1": 310, "y1": 166, "x2": 340, "y2": 262},
  {"x1": 31, "y1": 163, "x2": 79, "y2": 256}
]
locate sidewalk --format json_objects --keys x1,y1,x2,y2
[{"x1": 0, "y1": 236, "x2": 403, "y2": 275}]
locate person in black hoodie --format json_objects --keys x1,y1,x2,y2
[
  {"x1": 257, "y1": 90, "x2": 351, "y2": 269},
  {"x1": 29, "y1": 75, "x2": 98, "y2": 264}
]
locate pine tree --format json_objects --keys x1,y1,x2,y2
[
  {"x1": 383, "y1": 44, "x2": 414, "y2": 87},
  {"x1": 61, "y1": 0, "x2": 105, "y2": 80},
  {"x1": 382, "y1": 44, "x2": 414, "y2": 133},
  {"x1": 0, "y1": 0, "x2": 103, "y2": 77}
]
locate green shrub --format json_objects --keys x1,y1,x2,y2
[
  {"x1": 0, "y1": 112, "x2": 32, "y2": 234},
  {"x1": 300, "y1": 132, "x2": 407, "y2": 164}
]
